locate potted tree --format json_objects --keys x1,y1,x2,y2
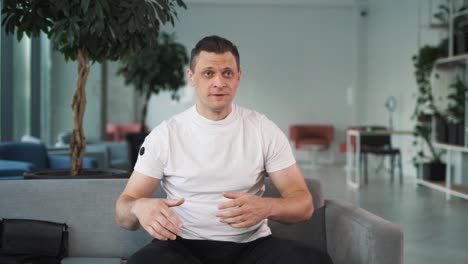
[
  {"x1": 1, "y1": 0, "x2": 186, "y2": 176},
  {"x1": 412, "y1": 45, "x2": 446, "y2": 181},
  {"x1": 116, "y1": 32, "x2": 188, "y2": 166}
]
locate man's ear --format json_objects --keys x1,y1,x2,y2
[
  {"x1": 187, "y1": 69, "x2": 194, "y2": 86},
  {"x1": 238, "y1": 68, "x2": 242, "y2": 81}
]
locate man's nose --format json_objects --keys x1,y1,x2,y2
[{"x1": 213, "y1": 75, "x2": 227, "y2": 88}]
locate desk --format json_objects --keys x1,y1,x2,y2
[{"x1": 346, "y1": 129, "x2": 413, "y2": 188}]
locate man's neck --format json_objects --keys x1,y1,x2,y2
[{"x1": 195, "y1": 104, "x2": 232, "y2": 121}]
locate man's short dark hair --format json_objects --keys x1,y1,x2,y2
[{"x1": 190, "y1": 35, "x2": 240, "y2": 71}]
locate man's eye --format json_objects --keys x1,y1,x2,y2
[
  {"x1": 203, "y1": 71, "x2": 213, "y2": 77},
  {"x1": 223, "y1": 71, "x2": 233, "y2": 78}
]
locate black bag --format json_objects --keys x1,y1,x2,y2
[{"x1": 0, "y1": 218, "x2": 68, "y2": 264}]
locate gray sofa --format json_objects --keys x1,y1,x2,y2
[{"x1": 0, "y1": 178, "x2": 403, "y2": 264}]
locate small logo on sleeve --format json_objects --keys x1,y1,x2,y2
[{"x1": 139, "y1": 146, "x2": 145, "y2": 156}]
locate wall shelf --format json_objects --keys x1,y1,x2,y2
[
  {"x1": 434, "y1": 142, "x2": 468, "y2": 152},
  {"x1": 434, "y1": 54, "x2": 468, "y2": 69},
  {"x1": 416, "y1": 143, "x2": 468, "y2": 200}
]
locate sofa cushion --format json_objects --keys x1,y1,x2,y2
[
  {"x1": 0, "y1": 160, "x2": 36, "y2": 176},
  {"x1": 61, "y1": 257, "x2": 121, "y2": 264},
  {"x1": 0, "y1": 142, "x2": 49, "y2": 170}
]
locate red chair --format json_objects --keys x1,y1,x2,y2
[
  {"x1": 106, "y1": 123, "x2": 148, "y2": 142},
  {"x1": 289, "y1": 125, "x2": 335, "y2": 167}
]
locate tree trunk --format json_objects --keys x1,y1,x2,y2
[
  {"x1": 70, "y1": 49, "x2": 90, "y2": 176},
  {"x1": 140, "y1": 91, "x2": 151, "y2": 133}
]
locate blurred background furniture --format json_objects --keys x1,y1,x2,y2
[
  {"x1": 0, "y1": 142, "x2": 97, "y2": 179},
  {"x1": 360, "y1": 126, "x2": 402, "y2": 184},
  {"x1": 106, "y1": 123, "x2": 149, "y2": 169},
  {"x1": 49, "y1": 142, "x2": 131, "y2": 171},
  {"x1": 289, "y1": 125, "x2": 335, "y2": 168},
  {"x1": 345, "y1": 126, "x2": 409, "y2": 187},
  {"x1": 106, "y1": 123, "x2": 148, "y2": 142}
]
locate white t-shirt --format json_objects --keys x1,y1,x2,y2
[{"x1": 134, "y1": 104, "x2": 296, "y2": 242}]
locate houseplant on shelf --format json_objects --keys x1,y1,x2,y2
[
  {"x1": 445, "y1": 77, "x2": 468, "y2": 146},
  {"x1": 116, "y1": 32, "x2": 188, "y2": 166},
  {"x1": 433, "y1": 1, "x2": 468, "y2": 55},
  {"x1": 412, "y1": 45, "x2": 446, "y2": 181},
  {"x1": 1, "y1": 0, "x2": 186, "y2": 176}
]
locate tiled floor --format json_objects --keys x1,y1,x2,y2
[{"x1": 299, "y1": 162, "x2": 468, "y2": 264}]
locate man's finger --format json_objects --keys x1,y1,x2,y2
[
  {"x1": 219, "y1": 215, "x2": 245, "y2": 224},
  {"x1": 218, "y1": 199, "x2": 241, "y2": 210},
  {"x1": 152, "y1": 219, "x2": 178, "y2": 240},
  {"x1": 223, "y1": 192, "x2": 245, "y2": 199},
  {"x1": 216, "y1": 207, "x2": 242, "y2": 218},
  {"x1": 165, "y1": 198, "x2": 185, "y2": 207},
  {"x1": 155, "y1": 215, "x2": 180, "y2": 239},
  {"x1": 161, "y1": 207, "x2": 184, "y2": 229},
  {"x1": 146, "y1": 223, "x2": 174, "y2": 240}
]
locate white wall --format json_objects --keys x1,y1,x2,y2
[
  {"x1": 107, "y1": 61, "x2": 141, "y2": 124},
  {"x1": 362, "y1": 0, "x2": 442, "y2": 177},
  {"x1": 132, "y1": 2, "x2": 361, "y2": 161}
]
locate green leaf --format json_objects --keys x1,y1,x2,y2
[
  {"x1": 82, "y1": 0, "x2": 90, "y2": 13},
  {"x1": 150, "y1": 2, "x2": 166, "y2": 24},
  {"x1": 176, "y1": 0, "x2": 187, "y2": 9},
  {"x1": 17, "y1": 30, "x2": 24, "y2": 41}
]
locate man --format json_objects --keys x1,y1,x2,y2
[{"x1": 115, "y1": 35, "x2": 333, "y2": 264}]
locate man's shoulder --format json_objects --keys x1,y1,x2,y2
[
  {"x1": 235, "y1": 105, "x2": 282, "y2": 135},
  {"x1": 236, "y1": 104, "x2": 267, "y2": 122},
  {"x1": 164, "y1": 106, "x2": 194, "y2": 128}
]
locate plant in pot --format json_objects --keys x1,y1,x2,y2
[
  {"x1": 445, "y1": 76, "x2": 468, "y2": 146},
  {"x1": 412, "y1": 45, "x2": 446, "y2": 181},
  {"x1": 1, "y1": 0, "x2": 186, "y2": 177},
  {"x1": 434, "y1": 1, "x2": 468, "y2": 55},
  {"x1": 116, "y1": 32, "x2": 188, "y2": 167}
]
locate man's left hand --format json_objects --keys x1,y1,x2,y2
[{"x1": 216, "y1": 192, "x2": 272, "y2": 228}]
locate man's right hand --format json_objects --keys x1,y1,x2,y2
[{"x1": 131, "y1": 197, "x2": 185, "y2": 240}]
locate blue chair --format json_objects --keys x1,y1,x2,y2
[{"x1": 0, "y1": 142, "x2": 97, "y2": 178}]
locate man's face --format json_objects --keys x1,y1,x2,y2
[{"x1": 187, "y1": 51, "x2": 241, "y2": 119}]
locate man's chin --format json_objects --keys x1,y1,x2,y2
[{"x1": 209, "y1": 102, "x2": 231, "y2": 112}]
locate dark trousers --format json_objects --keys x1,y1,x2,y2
[{"x1": 127, "y1": 235, "x2": 333, "y2": 264}]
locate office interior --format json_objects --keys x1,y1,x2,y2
[{"x1": 1, "y1": 0, "x2": 468, "y2": 263}]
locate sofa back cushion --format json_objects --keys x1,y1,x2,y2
[
  {"x1": 0, "y1": 177, "x2": 326, "y2": 259},
  {"x1": 0, "y1": 179, "x2": 148, "y2": 259},
  {"x1": 0, "y1": 142, "x2": 49, "y2": 170}
]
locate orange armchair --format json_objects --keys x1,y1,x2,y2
[
  {"x1": 289, "y1": 125, "x2": 335, "y2": 166},
  {"x1": 290, "y1": 125, "x2": 335, "y2": 151}
]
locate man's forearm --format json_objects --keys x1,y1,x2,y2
[
  {"x1": 115, "y1": 194, "x2": 141, "y2": 230},
  {"x1": 267, "y1": 190, "x2": 313, "y2": 224}
]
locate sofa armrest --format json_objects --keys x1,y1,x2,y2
[
  {"x1": 49, "y1": 155, "x2": 98, "y2": 169},
  {"x1": 325, "y1": 199, "x2": 403, "y2": 264}
]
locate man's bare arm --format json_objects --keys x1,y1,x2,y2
[
  {"x1": 266, "y1": 163, "x2": 313, "y2": 223},
  {"x1": 115, "y1": 171, "x2": 184, "y2": 240},
  {"x1": 115, "y1": 170, "x2": 161, "y2": 230},
  {"x1": 217, "y1": 164, "x2": 313, "y2": 227}
]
